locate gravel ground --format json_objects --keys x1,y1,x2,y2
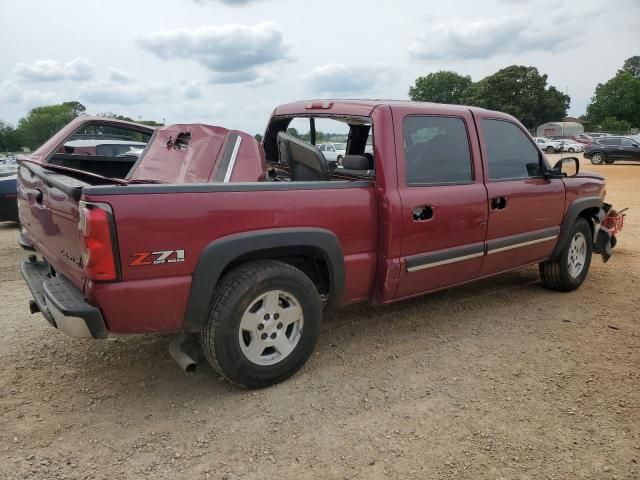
[{"x1": 0, "y1": 155, "x2": 638, "y2": 479}]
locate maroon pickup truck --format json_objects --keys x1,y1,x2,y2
[{"x1": 18, "y1": 100, "x2": 617, "y2": 388}]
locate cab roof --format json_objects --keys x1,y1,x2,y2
[{"x1": 272, "y1": 99, "x2": 506, "y2": 119}]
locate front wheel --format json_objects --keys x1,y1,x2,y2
[
  {"x1": 591, "y1": 152, "x2": 605, "y2": 165},
  {"x1": 568, "y1": 147, "x2": 575, "y2": 153},
  {"x1": 546, "y1": 146, "x2": 555, "y2": 154},
  {"x1": 337, "y1": 155, "x2": 343, "y2": 166},
  {"x1": 201, "y1": 260, "x2": 322, "y2": 388},
  {"x1": 539, "y1": 218, "x2": 593, "y2": 292}
]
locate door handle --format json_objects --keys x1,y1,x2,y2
[
  {"x1": 412, "y1": 205, "x2": 434, "y2": 222},
  {"x1": 490, "y1": 196, "x2": 507, "y2": 210}
]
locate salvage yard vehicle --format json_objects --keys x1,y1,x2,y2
[
  {"x1": 318, "y1": 142, "x2": 347, "y2": 166},
  {"x1": 0, "y1": 167, "x2": 18, "y2": 222},
  {"x1": 17, "y1": 100, "x2": 620, "y2": 388},
  {"x1": 533, "y1": 137, "x2": 562, "y2": 153},
  {"x1": 557, "y1": 140, "x2": 585, "y2": 153},
  {"x1": 584, "y1": 136, "x2": 640, "y2": 165}
]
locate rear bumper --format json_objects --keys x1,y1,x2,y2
[{"x1": 21, "y1": 259, "x2": 107, "y2": 339}]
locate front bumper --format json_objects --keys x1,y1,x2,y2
[
  {"x1": 592, "y1": 203, "x2": 614, "y2": 263},
  {"x1": 21, "y1": 258, "x2": 107, "y2": 339}
]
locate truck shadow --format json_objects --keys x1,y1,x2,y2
[{"x1": 54, "y1": 266, "x2": 544, "y2": 402}]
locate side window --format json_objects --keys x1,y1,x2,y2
[
  {"x1": 482, "y1": 119, "x2": 541, "y2": 180},
  {"x1": 620, "y1": 138, "x2": 634, "y2": 147},
  {"x1": 403, "y1": 116, "x2": 473, "y2": 185}
]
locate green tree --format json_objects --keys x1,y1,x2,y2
[
  {"x1": 597, "y1": 117, "x2": 631, "y2": 132},
  {"x1": 254, "y1": 133, "x2": 263, "y2": 142},
  {"x1": 16, "y1": 101, "x2": 86, "y2": 149},
  {"x1": 0, "y1": 120, "x2": 20, "y2": 152},
  {"x1": 586, "y1": 57, "x2": 640, "y2": 128},
  {"x1": 622, "y1": 56, "x2": 640, "y2": 77},
  {"x1": 462, "y1": 66, "x2": 569, "y2": 129},
  {"x1": 286, "y1": 127, "x2": 300, "y2": 138},
  {"x1": 409, "y1": 71, "x2": 473, "y2": 104}
]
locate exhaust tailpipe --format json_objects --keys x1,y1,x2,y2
[{"x1": 169, "y1": 333, "x2": 198, "y2": 374}]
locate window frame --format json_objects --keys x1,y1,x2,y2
[
  {"x1": 402, "y1": 114, "x2": 476, "y2": 187},
  {"x1": 480, "y1": 117, "x2": 545, "y2": 183}
]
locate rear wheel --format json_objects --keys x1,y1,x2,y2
[
  {"x1": 591, "y1": 152, "x2": 605, "y2": 165},
  {"x1": 201, "y1": 260, "x2": 322, "y2": 388},
  {"x1": 539, "y1": 218, "x2": 593, "y2": 292}
]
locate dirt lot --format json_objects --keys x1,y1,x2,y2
[{"x1": 0, "y1": 154, "x2": 638, "y2": 480}]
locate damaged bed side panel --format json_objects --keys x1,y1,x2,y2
[{"x1": 127, "y1": 124, "x2": 266, "y2": 184}]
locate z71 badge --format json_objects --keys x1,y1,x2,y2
[{"x1": 129, "y1": 250, "x2": 185, "y2": 266}]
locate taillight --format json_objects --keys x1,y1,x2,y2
[{"x1": 79, "y1": 201, "x2": 118, "y2": 281}]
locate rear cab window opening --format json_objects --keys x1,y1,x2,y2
[{"x1": 264, "y1": 114, "x2": 375, "y2": 182}]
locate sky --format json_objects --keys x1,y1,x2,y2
[{"x1": 0, "y1": 0, "x2": 638, "y2": 135}]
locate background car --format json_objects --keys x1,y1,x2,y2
[
  {"x1": 533, "y1": 137, "x2": 562, "y2": 153},
  {"x1": 584, "y1": 136, "x2": 640, "y2": 165},
  {"x1": 318, "y1": 142, "x2": 347, "y2": 166},
  {"x1": 549, "y1": 134, "x2": 592, "y2": 145},
  {"x1": 557, "y1": 140, "x2": 584, "y2": 153},
  {"x1": 0, "y1": 167, "x2": 18, "y2": 223},
  {"x1": 586, "y1": 132, "x2": 612, "y2": 139}
]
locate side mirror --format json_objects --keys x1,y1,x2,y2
[{"x1": 552, "y1": 157, "x2": 580, "y2": 177}]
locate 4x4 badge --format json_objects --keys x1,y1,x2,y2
[{"x1": 130, "y1": 250, "x2": 185, "y2": 266}]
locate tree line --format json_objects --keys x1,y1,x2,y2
[
  {"x1": 409, "y1": 56, "x2": 640, "y2": 132},
  {"x1": 2, "y1": 56, "x2": 638, "y2": 152},
  {"x1": 0, "y1": 102, "x2": 163, "y2": 153}
]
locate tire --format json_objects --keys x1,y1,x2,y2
[
  {"x1": 568, "y1": 148, "x2": 575, "y2": 153},
  {"x1": 539, "y1": 218, "x2": 593, "y2": 292},
  {"x1": 591, "y1": 152, "x2": 605, "y2": 165},
  {"x1": 201, "y1": 260, "x2": 322, "y2": 388},
  {"x1": 337, "y1": 155, "x2": 343, "y2": 166},
  {"x1": 610, "y1": 235, "x2": 617, "y2": 249},
  {"x1": 546, "y1": 146, "x2": 555, "y2": 154}
]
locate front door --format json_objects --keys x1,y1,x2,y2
[
  {"x1": 474, "y1": 116, "x2": 565, "y2": 277},
  {"x1": 620, "y1": 137, "x2": 640, "y2": 160},
  {"x1": 395, "y1": 111, "x2": 488, "y2": 299}
]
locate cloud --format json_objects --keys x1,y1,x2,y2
[
  {"x1": 80, "y1": 82, "x2": 147, "y2": 104},
  {"x1": 14, "y1": 57, "x2": 93, "y2": 82},
  {"x1": 303, "y1": 63, "x2": 390, "y2": 95},
  {"x1": 195, "y1": 0, "x2": 260, "y2": 3},
  {"x1": 139, "y1": 22, "x2": 288, "y2": 84},
  {"x1": 0, "y1": 81, "x2": 57, "y2": 107},
  {"x1": 109, "y1": 67, "x2": 135, "y2": 83},
  {"x1": 409, "y1": 16, "x2": 580, "y2": 61},
  {"x1": 194, "y1": 0, "x2": 261, "y2": 4},
  {"x1": 180, "y1": 81, "x2": 203, "y2": 99}
]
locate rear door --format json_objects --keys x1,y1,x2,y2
[
  {"x1": 474, "y1": 116, "x2": 564, "y2": 277},
  {"x1": 394, "y1": 109, "x2": 488, "y2": 299}
]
